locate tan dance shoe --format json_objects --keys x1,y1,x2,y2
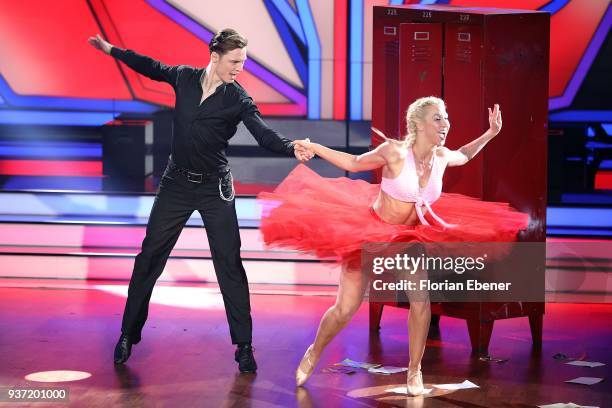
[
  {"x1": 295, "y1": 344, "x2": 318, "y2": 386},
  {"x1": 407, "y1": 369, "x2": 424, "y2": 395}
]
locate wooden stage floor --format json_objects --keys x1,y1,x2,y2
[{"x1": 0, "y1": 280, "x2": 610, "y2": 407}]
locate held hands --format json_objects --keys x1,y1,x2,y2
[
  {"x1": 87, "y1": 34, "x2": 113, "y2": 55},
  {"x1": 488, "y1": 104, "x2": 502, "y2": 136},
  {"x1": 293, "y1": 138, "x2": 315, "y2": 162}
]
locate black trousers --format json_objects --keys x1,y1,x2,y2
[{"x1": 121, "y1": 165, "x2": 252, "y2": 344}]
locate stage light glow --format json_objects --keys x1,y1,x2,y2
[
  {"x1": 25, "y1": 371, "x2": 91, "y2": 382},
  {"x1": 94, "y1": 285, "x2": 225, "y2": 310}
]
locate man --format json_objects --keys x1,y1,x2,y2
[{"x1": 88, "y1": 29, "x2": 312, "y2": 373}]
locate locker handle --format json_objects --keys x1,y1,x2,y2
[
  {"x1": 458, "y1": 32, "x2": 471, "y2": 42},
  {"x1": 414, "y1": 31, "x2": 430, "y2": 41},
  {"x1": 384, "y1": 26, "x2": 397, "y2": 36}
]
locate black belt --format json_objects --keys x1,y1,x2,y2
[{"x1": 168, "y1": 160, "x2": 229, "y2": 184}]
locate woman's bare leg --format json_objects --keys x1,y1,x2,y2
[
  {"x1": 408, "y1": 299, "x2": 431, "y2": 371},
  {"x1": 406, "y1": 266, "x2": 431, "y2": 394},
  {"x1": 312, "y1": 265, "x2": 369, "y2": 355},
  {"x1": 296, "y1": 263, "x2": 369, "y2": 384}
]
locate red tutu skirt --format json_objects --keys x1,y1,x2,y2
[{"x1": 258, "y1": 164, "x2": 529, "y2": 265}]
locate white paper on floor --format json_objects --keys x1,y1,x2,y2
[
  {"x1": 564, "y1": 377, "x2": 604, "y2": 385},
  {"x1": 323, "y1": 366, "x2": 356, "y2": 375},
  {"x1": 368, "y1": 366, "x2": 408, "y2": 375},
  {"x1": 538, "y1": 403, "x2": 600, "y2": 408},
  {"x1": 479, "y1": 355, "x2": 508, "y2": 363},
  {"x1": 433, "y1": 380, "x2": 480, "y2": 390},
  {"x1": 386, "y1": 379, "x2": 480, "y2": 395},
  {"x1": 335, "y1": 358, "x2": 382, "y2": 370},
  {"x1": 565, "y1": 361, "x2": 605, "y2": 368},
  {"x1": 386, "y1": 387, "x2": 433, "y2": 395}
]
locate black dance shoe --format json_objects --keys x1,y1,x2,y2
[
  {"x1": 113, "y1": 334, "x2": 132, "y2": 364},
  {"x1": 235, "y1": 344, "x2": 257, "y2": 373}
]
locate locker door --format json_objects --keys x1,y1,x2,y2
[
  {"x1": 372, "y1": 19, "x2": 402, "y2": 145},
  {"x1": 398, "y1": 23, "x2": 443, "y2": 136},
  {"x1": 443, "y1": 23, "x2": 484, "y2": 198}
]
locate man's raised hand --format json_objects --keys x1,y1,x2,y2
[{"x1": 88, "y1": 34, "x2": 113, "y2": 55}]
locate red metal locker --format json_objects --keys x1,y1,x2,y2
[
  {"x1": 442, "y1": 23, "x2": 485, "y2": 199},
  {"x1": 370, "y1": 4, "x2": 550, "y2": 354},
  {"x1": 372, "y1": 4, "x2": 549, "y2": 241},
  {"x1": 371, "y1": 16, "x2": 402, "y2": 146},
  {"x1": 398, "y1": 23, "x2": 443, "y2": 136}
]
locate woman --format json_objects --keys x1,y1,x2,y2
[{"x1": 258, "y1": 97, "x2": 528, "y2": 393}]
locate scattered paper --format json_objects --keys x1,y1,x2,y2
[
  {"x1": 538, "y1": 403, "x2": 600, "y2": 408},
  {"x1": 386, "y1": 386, "x2": 433, "y2": 395},
  {"x1": 323, "y1": 366, "x2": 356, "y2": 375},
  {"x1": 479, "y1": 355, "x2": 508, "y2": 363},
  {"x1": 433, "y1": 380, "x2": 480, "y2": 390},
  {"x1": 368, "y1": 366, "x2": 408, "y2": 375},
  {"x1": 566, "y1": 361, "x2": 605, "y2": 368},
  {"x1": 335, "y1": 358, "x2": 381, "y2": 370},
  {"x1": 565, "y1": 377, "x2": 604, "y2": 385}
]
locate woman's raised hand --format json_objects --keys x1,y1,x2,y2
[{"x1": 488, "y1": 104, "x2": 502, "y2": 135}]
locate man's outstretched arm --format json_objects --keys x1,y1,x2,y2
[
  {"x1": 240, "y1": 95, "x2": 313, "y2": 162},
  {"x1": 88, "y1": 34, "x2": 181, "y2": 86}
]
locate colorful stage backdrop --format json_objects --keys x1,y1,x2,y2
[{"x1": 0, "y1": 0, "x2": 609, "y2": 123}]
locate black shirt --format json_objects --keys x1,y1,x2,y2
[{"x1": 110, "y1": 47, "x2": 295, "y2": 172}]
